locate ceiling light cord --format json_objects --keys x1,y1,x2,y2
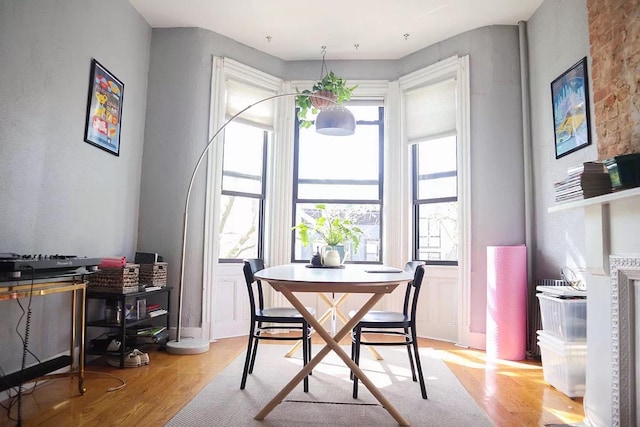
[{"x1": 320, "y1": 46, "x2": 328, "y2": 80}]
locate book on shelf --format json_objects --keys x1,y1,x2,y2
[
  {"x1": 134, "y1": 329, "x2": 169, "y2": 344},
  {"x1": 126, "y1": 325, "x2": 165, "y2": 337},
  {"x1": 148, "y1": 308, "x2": 168, "y2": 318},
  {"x1": 146, "y1": 303, "x2": 161, "y2": 312},
  {"x1": 136, "y1": 298, "x2": 147, "y2": 319},
  {"x1": 135, "y1": 326, "x2": 166, "y2": 336},
  {"x1": 566, "y1": 161, "x2": 606, "y2": 177},
  {"x1": 554, "y1": 161, "x2": 613, "y2": 202},
  {"x1": 145, "y1": 286, "x2": 162, "y2": 292},
  {"x1": 126, "y1": 324, "x2": 155, "y2": 334}
]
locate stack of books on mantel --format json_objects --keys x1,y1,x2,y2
[{"x1": 554, "y1": 161, "x2": 613, "y2": 202}]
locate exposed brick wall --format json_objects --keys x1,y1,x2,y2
[{"x1": 587, "y1": 0, "x2": 640, "y2": 159}]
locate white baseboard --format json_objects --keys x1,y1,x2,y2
[
  {"x1": 171, "y1": 326, "x2": 209, "y2": 342},
  {"x1": 467, "y1": 332, "x2": 486, "y2": 350}
]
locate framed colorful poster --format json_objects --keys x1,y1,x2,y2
[
  {"x1": 551, "y1": 57, "x2": 591, "y2": 159},
  {"x1": 84, "y1": 59, "x2": 124, "y2": 156}
]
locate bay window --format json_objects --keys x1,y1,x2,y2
[{"x1": 291, "y1": 104, "x2": 384, "y2": 263}]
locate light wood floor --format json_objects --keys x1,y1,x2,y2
[{"x1": 0, "y1": 336, "x2": 584, "y2": 426}]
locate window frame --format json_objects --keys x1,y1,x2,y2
[
  {"x1": 411, "y1": 137, "x2": 459, "y2": 266},
  {"x1": 290, "y1": 104, "x2": 385, "y2": 264},
  {"x1": 217, "y1": 123, "x2": 269, "y2": 263}
]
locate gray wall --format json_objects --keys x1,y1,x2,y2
[
  {"x1": 528, "y1": 1, "x2": 621, "y2": 425},
  {"x1": 141, "y1": 26, "x2": 525, "y2": 335},
  {"x1": 528, "y1": 0, "x2": 594, "y2": 279},
  {"x1": 137, "y1": 28, "x2": 288, "y2": 329},
  {"x1": 0, "y1": 0, "x2": 150, "y2": 372},
  {"x1": 402, "y1": 26, "x2": 526, "y2": 333}
]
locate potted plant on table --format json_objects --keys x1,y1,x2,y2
[
  {"x1": 292, "y1": 204, "x2": 363, "y2": 266},
  {"x1": 296, "y1": 71, "x2": 358, "y2": 129}
]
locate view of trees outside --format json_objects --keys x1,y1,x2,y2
[{"x1": 218, "y1": 122, "x2": 266, "y2": 260}]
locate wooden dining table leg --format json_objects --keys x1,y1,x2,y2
[
  {"x1": 255, "y1": 287, "x2": 410, "y2": 427},
  {"x1": 285, "y1": 293, "x2": 383, "y2": 360},
  {"x1": 332, "y1": 304, "x2": 384, "y2": 361},
  {"x1": 284, "y1": 292, "x2": 350, "y2": 358}
]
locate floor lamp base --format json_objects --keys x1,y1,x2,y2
[{"x1": 165, "y1": 338, "x2": 210, "y2": 355}]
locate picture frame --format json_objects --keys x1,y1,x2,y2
[
  {"x1": 84, "y1": 59, "x2": 124, "y2": 156},
  {"x1": 551, "y1": 57, "x2": 591, "y2": 159}
]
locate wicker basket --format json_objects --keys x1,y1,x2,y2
[
  {"x1": 89, "y1": 263, "x2": 140, "y2": 290},
  {"x1": 139, "y1": 262, "x2": 168, "y2": 287}
]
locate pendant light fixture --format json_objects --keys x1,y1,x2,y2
[{"x1": 316, "y1": 104, "x2": 356, "y2": 135}]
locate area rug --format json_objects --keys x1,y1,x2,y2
[{"x1": 166, "y1": 345, "x2": 494, "y2": 426}]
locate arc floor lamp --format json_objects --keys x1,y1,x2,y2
[{"x1": 165, "y1": 92, "x2": 356, "y2": 354}]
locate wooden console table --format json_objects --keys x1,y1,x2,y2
[{"x1": 0, "y1": 278, "x2": 87, "y2": 395}]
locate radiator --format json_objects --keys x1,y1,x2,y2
[{"x1": 527, "y1": 279, "x2": 569, "y2": 358}]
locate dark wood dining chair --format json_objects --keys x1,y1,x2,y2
[
  {"x1": 349, "y1": 261, "x2": 428, "y2": 399},
  {"x1": 241, "y1": 258, "x2": 314, "y2": 392}
]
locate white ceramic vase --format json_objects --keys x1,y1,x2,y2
[{"x1": 322, "y1": 248, "x2": 341, "y2": 267}]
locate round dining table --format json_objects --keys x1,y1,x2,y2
[{"x1": 254, "y1": 263, "x2": 414, "y2": 426}]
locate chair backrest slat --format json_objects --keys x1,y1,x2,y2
[
  {"x1": 243, "y1": 258, "x2": 266, "y2": 312},
  {"x1": 403, "y1": 261, "x2": 425, "y2": 320},
  {"x1": 409, "y1": 265, "x2": 425, "y2": 323}
]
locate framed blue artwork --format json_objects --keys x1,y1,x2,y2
[
  {"x1": 551, "y1": 57, "x2": 591, "y2": 159},
  {"x1": 84, "y1": 59, "x2": 124, "y2": 156}
]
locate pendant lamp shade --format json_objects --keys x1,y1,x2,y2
[{"x1": 315, "y1": 104, "x2": 356, "y2": 136}]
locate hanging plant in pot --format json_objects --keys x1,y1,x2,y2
[
  {"x1": 295, "y1": 47, "x2": 358, "y2": 129},
  {"x1": 296, "y1": 71, "x2": 358, "y2": 129}
]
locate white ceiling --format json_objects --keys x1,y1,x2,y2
[{"x1": 129, "y1": 0, "x2": 542, "y2": 61}]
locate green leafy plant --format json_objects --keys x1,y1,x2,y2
[
  {"x1": 295, "y1": 71, "x2": 358, "y2": 128},
  {"x1": 292, "y1": 204, "x2": 363, "y2": 252}
]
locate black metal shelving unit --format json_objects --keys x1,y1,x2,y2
[{"x1": 85, "y1": 287, "x2": 171, "y2": 368}]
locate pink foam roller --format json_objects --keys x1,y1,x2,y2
[{"x1": 486, "y1": 245, "x2": 527, "y2": 361}]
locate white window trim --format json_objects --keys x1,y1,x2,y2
[
  {"x1": 399, "y1": 55, "x2": 472, "y2": 347},
  {"x1": 203, "y1": 57, "x2": 284, "y2": 339}
]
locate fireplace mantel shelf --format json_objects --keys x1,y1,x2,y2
[
  {"x1": 547, "y1": 186, "x2": 640, "y2": 213},
  {"x1": 547, "y1": 186, "x2": 640, "y2": 275}
]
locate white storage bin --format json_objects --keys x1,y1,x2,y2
[
  {"x1": 537, "y1": 330, "x2": 586, "y2": 397},
  {"x1": 537, "y1": 293, "x2": 587, "y2": 341}
]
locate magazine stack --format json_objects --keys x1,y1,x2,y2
[{"x1": 554, "y1": 161, "x2": 612, "y2": 202}]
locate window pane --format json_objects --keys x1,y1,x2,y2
[
  {"x1": 293, "y1": 104, "x2": 383, "y2": 263},
  {"x1": 347, "y1": 105, "x2": 381, "y2": 121},
  {"x1": 417, "y1": 176, "x2": 456, "y2": 199},
  {"x1": 297, "y1": 124, "x2": 379, "y2": 200},
  {"x1": 293, "y1": 203, "x2": 380, "y2": 262},
  {"x1": 222, "y1": 122, "x2": 265, "y2": 194},
  {"x1": 417, "y1": 202, "x2": 457, "y2": 262},
  {"x1": 417, "y1": 136, "x2": 456, "y2": 174},
  {"x1": 298, "y1": 182, "x2": 379, "y2": 200},
  {"x1": 416, "y1": 135, "x2": 457, "y2": 199},
  {"x1": 219, "y1": 195, "x2": 260, "y2": 259}
]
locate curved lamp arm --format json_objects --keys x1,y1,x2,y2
[{"x1": 174, "y1": 92, "x2": 346, "y2": 344}]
